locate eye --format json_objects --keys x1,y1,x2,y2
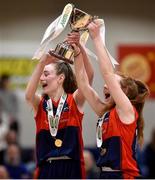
[{"x1": 44, "y1": 71, "x2": 50, "y2": 77}]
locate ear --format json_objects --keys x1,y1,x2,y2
[{"x1": 58, "y1": 74, "x2": 65, "y2": 84}]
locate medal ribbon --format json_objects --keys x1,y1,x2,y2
[
  {"x1": 96, "y1": 112, "x2": 107, "y2": 148},
  {"x1": 46, "y1": 92, "x2": 67, "y2": 137}
]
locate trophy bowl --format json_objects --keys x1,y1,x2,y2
[
  {"x1": 50, "y1": 5, "x2": 94, "y2": 64},
  {"x1": 70, "y1": 7, "x2": 93, "y2": 31}
]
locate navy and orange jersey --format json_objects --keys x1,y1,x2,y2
[
  {"x1": 34, "y1": 93, "x2": 85, "y2": 178},
  {"x1": 97, "y1": 107, "x2": 140, "y2": 179}
]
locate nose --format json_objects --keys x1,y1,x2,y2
[
  {"x1": 104, "y1": 84, "x2": 108, "y2": 89},
  {"x1": 40, "y1": 74, "x2": 45, "y2": 81}
]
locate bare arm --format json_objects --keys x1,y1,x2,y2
[
  {"x1": 88, "y1": 21, "x2": 135, "y2": 123},
  {"x1": 80, "y1": 44, "x2": 94, "y2": 84},
  {"x1": 73, "y1": 44, "x2": 94, "y2": 110},
  {"x1": 73, "y1": 44, "x2": 106, "y2": 117},
  {"x1": 67, "y1": 32, "x2": 94, "y2": 112},
  {"x1": 25, "y1": 54, "x2": 56, "y2": 114}
]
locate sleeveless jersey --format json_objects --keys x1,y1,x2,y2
[
  {"x1": 97, "y1": 107, "x2": 140, "y2": 178},
  {"x1": 34, "y1": 93, "x2": 85, "y2": 178}
]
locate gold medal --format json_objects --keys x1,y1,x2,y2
[{"x1": 55, "y1": 139, "x2": 62, "y2": 147}]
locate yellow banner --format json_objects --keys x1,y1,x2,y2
[{"x1": 0, "y1": 58, "x2": 37, "y2": 76}]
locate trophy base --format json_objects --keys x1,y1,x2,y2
[{"x1": 49, "y1": 50, "x2": 74, "y2": 64}]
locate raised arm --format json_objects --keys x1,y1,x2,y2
[
  {"x1": 80, "y1": 44, "x2": 94, "y2": 84},
  {"x1": 25, "y1": 54, "x2": 55, "y2": 114},
  {"x1": 87, "y1": 20, "x2": 135, "y2": 123},
  {"x1": 66, "y1": 32, "x2": 94, "y2": 111},
  {"x1": 73, "y1": 43, "x2": 107, "y2": 117}
]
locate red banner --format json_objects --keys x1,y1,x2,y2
[{"x1": 118, "y1": 45, "x2": 155, "y2": 98}]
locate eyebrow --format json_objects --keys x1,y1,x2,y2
[{"x1": 43, "y1": 70, "x2": 49, "y2": 73}]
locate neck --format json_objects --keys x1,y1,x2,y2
[{"x1": 48, "y1": 87, "x2": 65, "y2": 102}]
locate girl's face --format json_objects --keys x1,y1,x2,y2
[
  {"x1": 103, "y1": 74, "x2": 122, "y2": 104},
  {"x1": 40, "y1": 64, "x2": 63, "y2": 95}
]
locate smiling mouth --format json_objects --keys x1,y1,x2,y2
[
  {"x1": 105, "y1": 93, "x2": 110, "y2": 99},
  {"x1": 42, "y1": 84, "x2": 48, "y2": 88}
]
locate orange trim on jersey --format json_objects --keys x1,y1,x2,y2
[
  {"x1": 33, "y1": 166, "x2": 40, "y2": 179},
  {"x1": 77, "y1": 125, "x2": 86, "y2": 179}
]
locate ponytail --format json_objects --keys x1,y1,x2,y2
[
  {"x1": 55, "y1": 61, "x2": 77, "y2": 94},
  {"x1": 118, "y1": 72, "x2": 150, "y2": 148},
  {"x1": 132, "y1": 80, "x2": 150, "y2": 148}
]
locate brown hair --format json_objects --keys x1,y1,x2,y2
[
  {"x1": 55, "y1": 61, "x2": 77, "y2": 94},
  {"x1": 118, "y1": 72, "x2": 150, "y2": 147}
]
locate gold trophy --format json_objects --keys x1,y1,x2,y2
[{"x1": 49, "y1": 4, "x2": 94, "y2": 64}]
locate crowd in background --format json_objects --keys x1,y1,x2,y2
[{"x1": 0, "y1": 74, "x2": 155, "y2": 179}]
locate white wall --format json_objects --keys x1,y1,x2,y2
[{"x1": 0, "y1": 1, "x2": 155, "y2": 147}]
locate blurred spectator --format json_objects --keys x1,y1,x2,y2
[
  {"x1": 4, "y1": 143, "x2": 30, "y2": 179},
  {"x1": 0, "y1": 165, "x2": 9, "y2": 179},
  {"x1": 6, "y1": 129, "x2": 19, "y2": 145},
  {"x1": 0, "y1": 74, "x2": 19, "y2": 133},
  {"x1": 5, "y1": 130, "x2": 35, "y2": 177},
  {"x1": 84, "y1": 150, "x2": 100, "y2": 179},
  {"x1": 0, "y1": 112, "x2": 9, "y2": 164},
  {"x1": 21, "y1": 148, "x2": 36, "y2": 178},
  {"x1": 142, "y1": 128, "x2": 155, "y2": 178}
]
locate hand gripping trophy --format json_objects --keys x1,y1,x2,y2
[
  {"x1": 49, "y1": 5, "x2": 96, "y2": 64},
  {"x1": 32, "y1": 3, "x2": 118, "y2": 66}
]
